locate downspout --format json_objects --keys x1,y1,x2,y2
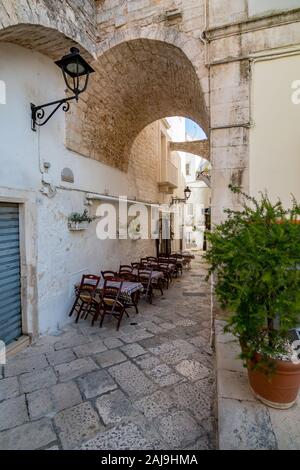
[
  {"x1": 200, "y1": 0, "x2": 209, "y2": 67},
  {"x1": 200, "y1": 0, "x2": 215, "y2": 349}
]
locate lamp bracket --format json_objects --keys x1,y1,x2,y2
[
  {"x1": 170, "y1": 197, "x2": 187, "y2": 205},
  {"x1": 31, "y1": 94, "x2": 78, "y2": 132}
]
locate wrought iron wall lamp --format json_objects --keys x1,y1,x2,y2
[{"x1": 31, "y1": 47, "x2": 94, "y2": 131}]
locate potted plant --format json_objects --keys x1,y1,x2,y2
[
  {"x1": 68, "y1": 209, "x2": 96, "y2": 231},
  {"x1": 206, "y1": 185, "x2": 300, "y2": 408},
  {"x1": 128, "y1": 218, "x2": 141, "y2": 240}
]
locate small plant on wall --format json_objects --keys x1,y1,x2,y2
[
  {"x1": 68, "y1": 209, "x2": 96, "y2": 231},
  {"x1": 128, "y1": 218, "x2": 141, "y2": 240},
  {"x1": 205, "y1": 185, "x2": 300, "y2": 409}
]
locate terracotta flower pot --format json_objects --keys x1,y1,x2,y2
[
  {"x1": 275, "y1": 219, "x2": 300, "y2": 224},
  {"x1": 247, "y1": 353, "x2": 300, "y2": 409}
]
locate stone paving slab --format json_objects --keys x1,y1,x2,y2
[
  {"x1": 0, "y1": 395, "x2": 28, "y2": 431},
  {"x1": 46, "y1": 348, "x2": 76, "y2": 366},
  {"x1": 19, "y1": 367, "x2": 57, "y2": 393},
  {"x1": 27, "y1": 381, "x2": 83, "y2": 420},
  {"x1": 149, "y1": 339, "x2": 197, "y2": 365},
  {"x1": 175, "y1": 359, "x2": 210, "y2": 382},
  {"x1": 94, "y1": 349, "x2": 127, "y2": 368},
  {"x1": 217, "y1": 369, "x2": 255, "y2": 402},
  {"x1": 135, "y1": 390, "x2": 175, "y2": 420},
  {"x1": 170, "y1": 380, "x2": 214, "y2": 423},
  {"x1": 73, "y1": 339, "x2": 107, "y2": 357},
  {"x1": 269, "y1": 403, "x2": 300, "y2": 450},
  {"x1": 54, "y1": 333, "x2": 91, "y2": 350},
  {"x1": 120, "y1": 330, "x2": 154, "y2": 344},
  {"x1": 132, "y1": 353, "x2": 161, "y2": 370},
  {"x1": 96, "y1": 389, "x2": 136, "y2": 425},
  {"x1": 54, "y1": 358, "x2": 98, "y2": 382},
  {"x1": 216, "y1": 339, "x2": 244, "y2": 373},
  {"x1": 218, "y1": 398, "x2": 277, "y2": 450},
  {"x1": 0, "y1": 419, "x2": 56, "y2": 450},
  {"x1": 155, "y1": 410, "x2": 202, "y2": 449},
  {"x1": 79, "y1": 422, "x2": 156, "y2": 450},
  {"x1": 103, "y1": 337, "x2": 124, "y2": 349},
  {"x1": 54, "y1": 402, "x2": 103, "y2": 450},
  {"x1": 0, "y1": 376, "x2": 19, "y2": 401},
  {"x1": 51, "y1": 382, "x2": 83, "y2": 412},
  {"x1": 121, "y1": 343, "x2": 146, "y2": 358},
  {"x1": 109, "y1": 361, "x2": 158, "y2": 399},
  {"x1": 27, "y1": 389, "x2": 53, "y2": 420},
  {"x1": 77, "y1": 369, "x2": 117, "y2": 399},
  {"x1": 4, "y1": 354, "x2": 48, "y2": 377}
]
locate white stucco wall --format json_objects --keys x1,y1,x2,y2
[
  {"x1": 0, "y1": 43, "x2": 157, "y2": 335},
  {"x1": 248, "y1": 0, "x2": 300, "y2": 17},
  {"x1": 250, "y1": 51, "x2": 300, "y2": 208}
]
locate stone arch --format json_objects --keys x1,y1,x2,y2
[
  {"x1": 97, "y1": 24, "x2": 208, "y2": 101},
  {"x1": 170, "y1": 140, "x2": 210, "y2": 161},
  {"x1": 0, "y1": 0, "x2": 95, "y2": 59},
  {"x1": 66, "y1": 26, "x2": 209, "y2": 172}
]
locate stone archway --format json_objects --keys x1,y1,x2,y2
[
  {"x1": 66, "y1": 26, "x2": 209, "y2": 172},
  {"x1": 170, "y1": 140, "x2": 210, "y2": 161},
  {"x1": 0, "y1": 0, "x2": 96, "y2": 59}
]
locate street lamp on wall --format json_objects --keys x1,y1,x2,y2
[
  {"x1": 31, "y1": 47, "x2": 95, "y2": 131},
  {"x1": 171, "y1": 186, "x2": 192, "y2": 205},
  {"x1": 184, "y1": 186, "x2": 191, "y2": 201}
]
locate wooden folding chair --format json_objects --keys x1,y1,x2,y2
[
  {"x1": 101, "y1": 270, "x2": 118, "y2": 280},
  {"x1": 68, "y1": 274, "x2": 100, "y2": 323},
  {"x1": 138, "y1": 268, "x2": 153, "y2": 303},
  {"x1": 98, "y1": 279, "x2": 127, "y2": 330}
]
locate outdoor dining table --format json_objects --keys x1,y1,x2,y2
[
  {"x1": 74, "y1": 278, "x2": 144, "y2": 304},
  {"x1": 168, "y1": 257, "x2": 183, "y2": 265},
  {"x1": 100, "y1": 279, "x2": 144, "y2": 305},
  {"x1": 75, "y1": 279, "x2": 143, "y2": 295},
  {"x1": 147, "y1": 261, "x2": 176, "y2": 270},
  {"x1": 180, "y1": 252, "x2": 195, "y2": 259},
  {"x1": 132, "y1": 268, "x2": 164, "y2": 279},
  {"x1": 98, "y1": 279, "x2": 144, "y2": 295}
]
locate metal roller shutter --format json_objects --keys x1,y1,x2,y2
[{"x1": 0, "y1": 203, "x2": 22, "y2": 345}]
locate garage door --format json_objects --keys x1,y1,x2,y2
[{"x1": 0, "y1": 203, "x2": 22, "y2": 345}]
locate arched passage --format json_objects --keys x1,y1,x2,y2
[
  {"x1": 0, "y1": 0, "x2": 95, "y2": 58},
  {"x1": 66, "y1": 33, "x2": 209, "y2": 172},
  {"x1": 170, "y1": 140, "x2": 210, "y2": 160}
]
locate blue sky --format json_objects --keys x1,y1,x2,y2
[{"x1": 185, "y1": 118, "x2": 207, "y2": 140}]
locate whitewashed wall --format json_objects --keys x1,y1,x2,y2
[
  {"x1": 0, "y1": 43, "x2": 157, "y2": 334},
  {"x1": 248, "y1": 0, "x2": 300, "y2": 17},
  {"x1": 250, "y1": 51, "x2": 300, "y2": 207}
]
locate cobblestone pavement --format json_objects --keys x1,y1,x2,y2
[{"x1": 0, "y1": 254, "x2": 216, "y2": 450}]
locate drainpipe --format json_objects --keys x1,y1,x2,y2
[
  {"x1": 85, "y1": 193, "x2": 161, "y2": 208},
  {"x1": 200, "y1": 0, "x2": 210, "y2": 68},
  {"x1": 200, "y1": 0, "x2": 215, "y2": 349}
]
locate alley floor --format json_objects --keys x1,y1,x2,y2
[{"x1": 0, "y1": 254, "x2": 216, "y2": 450}]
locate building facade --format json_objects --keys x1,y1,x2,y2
[{"x1": 0, "y1": 0, "x2": 300, "y2": 342}]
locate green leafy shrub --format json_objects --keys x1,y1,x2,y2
[
  {"x1": 205, "y1": 185, "x2": 300, "y2": 365},
  {"x1": 68, "y1": 209, "x2": 95, "y2": 224}
]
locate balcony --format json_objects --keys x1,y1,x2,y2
[{"x1": 158, "y1": 159, "x2": 178, "y2": 194}]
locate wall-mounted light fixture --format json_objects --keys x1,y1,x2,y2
[
  {"x1": 31, "y1": 47, "x2": 95, "y2": 131},
  {"x1": 171, "y1": 186, "x2": 192, "y2": 205}
]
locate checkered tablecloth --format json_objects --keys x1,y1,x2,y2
[
  {"x1": 75, "y1": 280, "x2": 143, "y2": 296},
  {"x1": 98, "y1": 279, "x2": 144, "y2": 295},
  {"x1": 147, "y1": 261, "x2": 176, "y2": 270},
  {"x1": 132, "y1": 269, "x2": 164, "y2": 279}
]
